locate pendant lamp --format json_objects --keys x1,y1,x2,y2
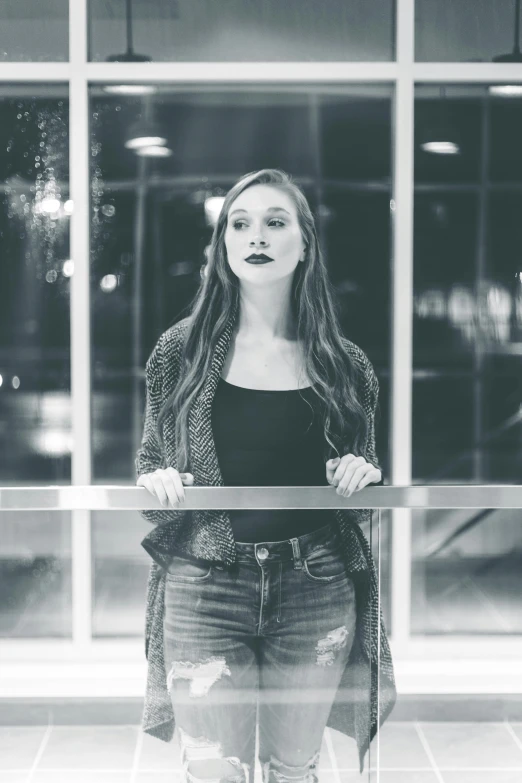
[
  {"x1": 419, "y1": 86, "x2": 461, "y2": 155},
  {"x1": 124, "y1": 119, "x2": 167, "y2": 150},
  {"x1": 105, "y1": 0, "x2": 152, "y2": 62}
]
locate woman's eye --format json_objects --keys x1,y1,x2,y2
[{"x1": 232, "y1": 219, "x2": 285, "y2": 230}]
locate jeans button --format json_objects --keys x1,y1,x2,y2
[{"x1": 257, "y1": 546, "x2": 269, "y2": 561}]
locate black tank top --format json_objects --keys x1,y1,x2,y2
[{"x1": 211, "y1": 377, "x2": 335, "y2": 543}]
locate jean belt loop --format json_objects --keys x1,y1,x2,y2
[{"x1": 290, "y1": 538, "x2": 303, "y2": 570}]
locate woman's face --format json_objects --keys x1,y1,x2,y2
[{"x1": 224, "y1": 184, "x2": 306, "y2": 286}]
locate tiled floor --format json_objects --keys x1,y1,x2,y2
[{"x1": 1, "y1": 721, "x2": 522, "y2": 782}]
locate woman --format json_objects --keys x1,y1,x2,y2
[{"x1": 136, "y1": 169, "x2": 396, "y2": 783}]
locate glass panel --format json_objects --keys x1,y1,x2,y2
[
  {"x1": 89, "y1": 85, "x2": 392, "y2": 647},
  {"x1": 490, "y1": 100, "x2": 522, "y2": 182},
  {"x1": 415, "y1": 0, "x2": 522, "y2": 63},
  {"x1": 0, "y1": 1, "x2": 68, "y2": 62},
  {"x1": 0, "y1": 85, "x2": 70, "y2": 483},
  {"x1": 414, "y1": 86, "x2": 482, "y2": 184},
  {"x1": 0, "y1": 511, "x2": 71, "y2": 638},
  {"x1": 94, "y1": 507, "x2": 381, "y2": 779},
  {"x1": 0, "y1": 88, "x2": 71, "y2": 639},
  {"x1": 91, "y1": 511, "x2": 150, "y2": 637},
  {"x1": 411, "y1": 508, "x2": 522, "y2": 634},
  {"x1": 89, "y1": 0, "x2": 394, "y2": 62},
  {"x1": 413, "y1": 83, "x2": 522, "y2": 633}
]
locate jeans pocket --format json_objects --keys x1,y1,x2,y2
[
  {"x1": 165, "y1": 554, "x2": 213, "y2": 583},
  {"x1": 302, "y1": 545, "x2": 347, "y2": 583}
]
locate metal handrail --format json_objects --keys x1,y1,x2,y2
[{"x1": 1, "y1": 485, "x2": 522, "y2": 511}]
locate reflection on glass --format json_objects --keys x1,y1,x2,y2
[
  {"x1": 414, "y1": 84, "x2": 522, "y2": 483},
  {"x1": 413, "y1": 84, "x2": 522, "y2": 633},
  {"x1": 89, "y1": 0, "x2": 394, "y2": 62},
  {"x1": 0, "y1": 86, "x2": 70, "y2": 483},
  {"x1": 411, "y1": 508, "x2": 522, "y2": 634},
  {"x1": 0, "y1": 1, "x2": 68, "y2": 62},
  {"x1": 0, "y1": 512, "x2": 71, "y2": 638},
  {"x1": 415, "y1": 0, "x2": 522, "y2": 63}
]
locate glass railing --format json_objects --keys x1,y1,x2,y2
[
  {"x1": 3, "y1": 483, "x2": 522, "y2": 509},
  {"x1": 1, "y1": 485, "x2": 521, "y2": 779}
]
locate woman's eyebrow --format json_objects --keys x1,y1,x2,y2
[{"x1": 229, "y1": 207, "x2": 291, "y2": 217}]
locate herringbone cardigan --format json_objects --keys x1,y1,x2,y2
[{"x1": 135, "y1": 303, "x2": 396, "y2": 774}]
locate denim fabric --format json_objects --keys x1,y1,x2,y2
[{"x1": 163, "y1": 521, "x2": 357, "y2": 783}]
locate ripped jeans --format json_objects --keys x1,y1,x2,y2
[{"x1": 163, "y1": 521, "x2": 357, "y2": 783}]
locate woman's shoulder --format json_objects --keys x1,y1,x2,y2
[
  {"x1": 160, "y1": 316, "x2": 191, "y2": 350},
  {"x1": 154, "y1": 316, "x2": 191, "y2": 354},
  {"x1": 340, "y1": 336, "x2": 374, "y2": 375},
  {"x1": 340, "y1": 337, "x2": 379, "y2": 402},
  {"x1": 146, "y1": 317, "x2": 191, "y2": 375}
]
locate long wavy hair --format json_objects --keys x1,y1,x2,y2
[{"x1": 156, "y1": 168, "x2": 371, "y2": 474}]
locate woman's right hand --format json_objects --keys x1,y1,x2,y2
[{"x1": 136, "y1": 467, "x2": 194, "y2": 509}]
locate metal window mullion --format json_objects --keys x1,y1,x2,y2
[
  {"x1": 69, "y1": 0, "x2": 92, "y2": 650},
  {"x1": 0, "y1": 63, "x2": 69, "y2": 81},
  {"x1": 390, "y1": 0, "x2": 415, "y2": 656},
  {"x1": 86, "y1": 61, "x2": 398, "y2": 83},
  {"x1": 414, "y1": 62, "x2": 522, "y2": 82}
]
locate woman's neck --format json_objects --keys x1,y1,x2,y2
[{"x1": 235, "y1": 281, "x2": 297, "y2": 343}]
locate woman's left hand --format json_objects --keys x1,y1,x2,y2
[{"x1": 326, "y1": 455, "x2": 382, "y2": 497}]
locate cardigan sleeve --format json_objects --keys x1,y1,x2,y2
[
  {"x1": 135, "y1": 334, "x2": 181, "y2": 525},
  {"x1": 363, "y1": 357, "x2": 384, "y2": 485},
  {"x1": 135, "y1": 335, "x2": 167, "y2": 478}
]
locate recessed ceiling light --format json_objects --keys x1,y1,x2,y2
[
  {"x1": 103, "y1": 85, "x2": 158, "y2": 96},
  {"x1": 135, "y1": 146, "x2": 173, "y2": 157},
  {"x1": 124, "y1": 119, "x2": 168, "y2": 150},
  {"x1": 488, "y1": 84, "x2": 522, "y2": 97},
  {"x1": 125, "y1": 135, "x2": 167, "y2": 150},
  {"x1": 420, "y1": 141, "x2": 460, "y2": 155}
]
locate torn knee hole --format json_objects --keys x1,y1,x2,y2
[
  {"x1": 167, "y1": 655, "x2": 231, "y2": 697},
  {"x1": 262, "y1": 750, "x2": 320, "y2": 783},
  {"x1": 315, "y1": 625, "x2": 350, "y2": 666},
  {"x1": 178, "y1": 726, "x2": 223, "y2": 761},
  {"x1": 178, "y1": 727, "x2": 250, "y2": 782}
]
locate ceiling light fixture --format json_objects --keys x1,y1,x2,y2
[
  {"x1": 105, "y1": 0, "x2": 152, "y2": 63},
  {"x1": 135, "y1": 145, "x2": 173, "y2": 157},
  {"x1": 419, "y1": 87, "x2": 461, "y2": 155},
  {"x1": 124, "y1": 119, "x2": 167, "y2": 150},
  {"x1": 489, "y1": 84, "x2": 522, "y2": 96},
  {"x1": 103, "y1": 85, "x2": 158, "y2": 96},
  {"x1": 490, "y1": 0, "x2": 522, "y2": 96}
]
